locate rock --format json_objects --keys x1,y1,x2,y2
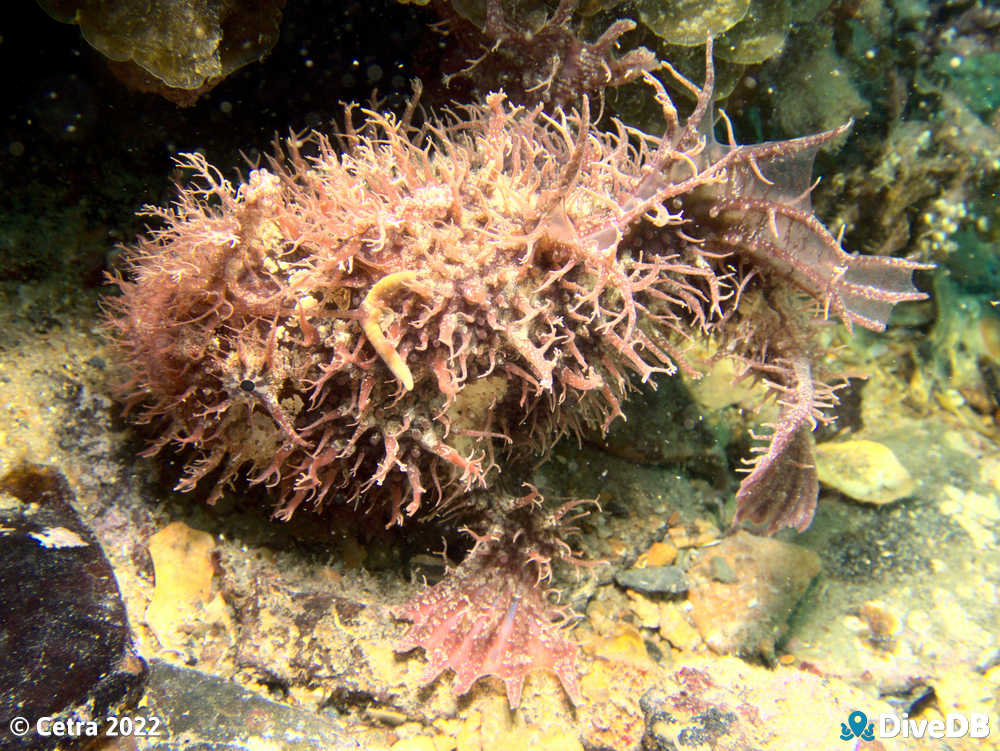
[
  {"x1": 853, "y1": 600, "x2": 902, "y2": 653},
  {"x1": 638, "y1": 540, "x2": 678, "y2": 567},
  {"x1": 657, "y1": 603, "x2": 702, "y2": 651},
  {"x1": 587, "y1": 625, "x2": 654, "y2": 668},
  {"x1": 635, "y1": 655, "x2": 932, "y2": 750},
  {"x1": 668, "y1": 517, "x2": 721, "y2": 548},
  {"x1": 938, "y1": 484, "x2": 999, "y2": 550},
  {"x1": 579, "y1": 627, "x2": 658, "y2": 747},
  {"x1": 708, "y1": 555, "x2": 737, "y2": 583},
  {"x1": 448, "y1": 711, "x2": 582, "y2": 751},
  {"x1": 815, "y1": 439, "x2": 916, "y2": 504},
  {"x1": 144, "y1": 521, "x2": 233, "y2": 657},
  {"x1": 615, "y1": 565, "x2": 689, "y2": 595},
  {"x1": 392, "y1": 737, "x2": 438, "y2": 751},
  {"x1": 625, "y1": 590, "x2": 662, "y2": 629},
  {"x1": 140, "y1": 660, "x2": 359, "y2": 750},
  {"x1": 687, "y1": 531, "x2": 820, "y2": 655},
  {"x1": 0, "y1": 465, "x2": 147, "y2": 751}
]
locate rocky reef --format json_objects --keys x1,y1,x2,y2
[{"x1": 104, "y1": 42, "x2": 929, "y2": 704}]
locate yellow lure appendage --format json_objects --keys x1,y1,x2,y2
[{"x1": 360, "y1": 271, "x2": 422, "y2": 391}]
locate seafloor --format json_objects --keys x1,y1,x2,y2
[{"x1": 2, "y1": 1, "x2": 999, "y2": 750}]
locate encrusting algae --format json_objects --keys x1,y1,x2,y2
[{"x1": 104, "y1": 42, "x2": 930, "y2": 706}]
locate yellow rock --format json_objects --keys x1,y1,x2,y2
[
  {"x1": 668, "y1": 517, "x2": 720, "y2": 548},
  {"x1": 590, "y1": 625, "x2": 652, "y2": 667},
  {"x1": 815, "y1": 440, "x2": 915, "y2": 504},
  {"x1": 366, "y1": 641, "x2": 409, "y2": 688},
  {"x1": 466, "y1": 726, "x2": 582, "y2": 751},
  {"x1": 979, "y1": 454, "x2": 1000, "y2": 492},
  {"x1": 581, "y1": 661, "x2": 614, "y2": 703},
  {"x1": 626, "y1": 590, "x2": 660, "y2": 629},
  {"x1": 144, "y1": 521, "x2": 232, "y2": 650},
  {"x1": 534, "y1": 730, "x2": 583, "y2": 751},
  {"x1": 658, "y1": 603, "x2": 701, "y2": 651},
  {"x1": 939, "y1": 485, "x2": 999, "y2": 549},
  {"x1": 582, "y1": 627, "x2": 655, "y2": 702},
  {"x1": 391, "y1": 738, "x2": 438, "y2": 751},
  {"x1": 637, "y1": 540, "x2": 678, "y2": 567},
  {"x1": 433, "y1": 718, "x2": 463, "y2": 741},
  {"x1": 456, "y1": 711, "x2": 482, "y2": 751},
  {"x1": 932, "y1": 670, "x2": 997, "y2": 718},
  {"x1": 688, "y1": 353, "x2": 771, "y2": 412},
  {"x1": 431, "y1": 735, "x2": 458, "y2": 751},
  {"x1": 475, "y1": 694, "x2": 512, "y2": 742}
]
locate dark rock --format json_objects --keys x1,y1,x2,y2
[
  {"x1": 140, "y1": 660, "x2": 358, "y2": 750},
  {"x1": 639, "y1": 687, "x2": 738, "y2": 751},
  {"x1": 0, "y1": 464, "x2": 147, "y2": 751},
  {"x1": 615, "y1": 566, "x2": 689, "y2": 595},
  {"x1": 639, "y1": 689, "x2": 680, "y2": 751}
]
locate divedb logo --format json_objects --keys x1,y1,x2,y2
[
  {"x1": 840, "y1": 710, "x2": 993, "y2": 741},
  {"x1": 879, "y1": 713, "x2": 992, "y2": 739}
]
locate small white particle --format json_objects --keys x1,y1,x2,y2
[{"x1": 30, "y1": 526, "x2": 89, "y2": 549}]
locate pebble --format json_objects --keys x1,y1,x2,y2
[
  {"x1": 815, "y1": 439, "x2": 915, "y2": 504},
  {"x1": 615, "y1": 565, "x2": 689, "y2": 595},
  {"x1": 855, "y1": 601, "x2": 901, "y2": 652},
  {"x1": 636, "y1": 540, "x2": 678, "y2": 567}
]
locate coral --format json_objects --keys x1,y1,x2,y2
[{"x1": 105, "y1": 43, "x2": 929, "y2": 702}]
